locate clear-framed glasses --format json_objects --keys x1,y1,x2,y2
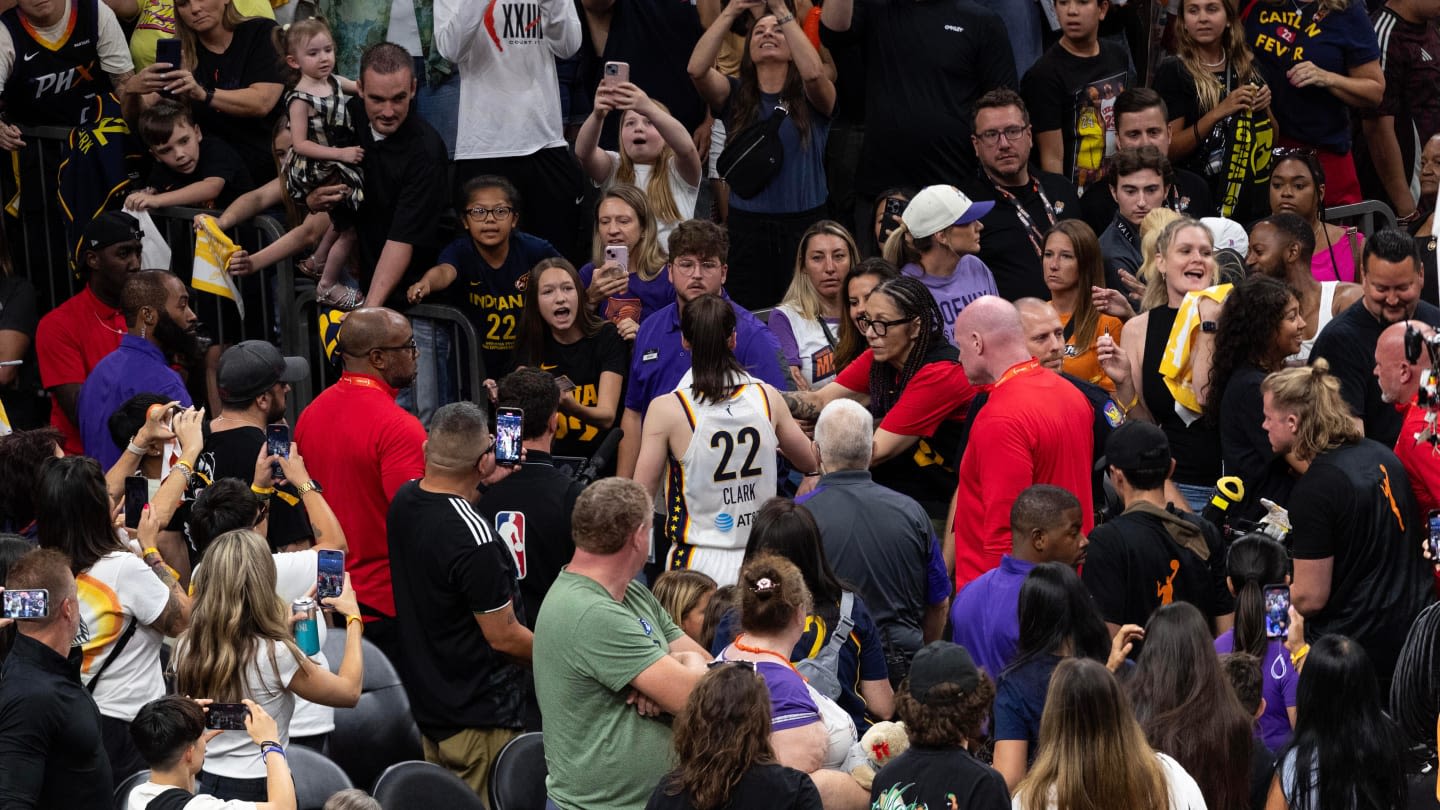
[{"x1": 672, "y1": 258, "x2": 724, "y2": 276}]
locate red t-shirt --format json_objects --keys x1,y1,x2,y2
[
  {"x1": 954, "y1": 363, "x2": 1096, "y2": 590},
  {"x1": 294, "y1": 372, "x2": 426, "y2": 618},
  {"x1": 835, "y1": 349, "x2": 975, "y2": 437},
  {"x1": 1392, "y1": 401, "x2": 1440, "y2": 597},
  {"x1": 35, "y1": 287, "x2": 125, "y2": 454}
]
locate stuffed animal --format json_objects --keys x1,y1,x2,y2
[{"x1": 848, "y1": 720, "x2": 909, "y2": 791}]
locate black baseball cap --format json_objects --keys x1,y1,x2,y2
[
  {"x1": 217, "y1": 340, "x2": 309, "y2": 403},
  {"x1": 81, "y1": 211, "x2": 143, "y2": 253},
  {"x1": 908, "y1": 641, "x2": 981, "y2": 704},
  {"x1": 1096, "y1": 419, "x2": 1172, "y2": 473}
]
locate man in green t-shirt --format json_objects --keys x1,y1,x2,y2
[{"x1": 533, "y1": 478, "x2": 710, "y2": 810}]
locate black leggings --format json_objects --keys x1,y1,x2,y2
[{"x1": 724, "y1": 205, "x2": 827, "y2": 310}]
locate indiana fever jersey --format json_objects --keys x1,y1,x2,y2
[
  {"x1": 663, "y1": 383, "x2": 779, "y2": 551},
  {"x1": 1, "y1": 0, "x2": 120, "y2": 126}
]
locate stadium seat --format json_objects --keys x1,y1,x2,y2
[
  {"x1": 372, "y1": 760, "x2": 486, "y2": 809},
  {"x1": 488, "y1": 732, "x2": 548, "y2": 810},
  {"x1": 288, "y1": 744, "x2": 354, "y2": 810},
  {"x1": 321, "y1": 635, "x2": 424, "y2": 789},
  {"x1": 113, "y1": 769, "x2": 151, "y2": 810}
]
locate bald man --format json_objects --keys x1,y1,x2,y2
[
  {"x1": 294, "y1": 307, "x2": 427, "y2": 660},
  {"x1": 1375, "y1": 320, "x2": 1440, "y2": 514},
  {"x1": 951, "y1": 297, "x2": 1096, "y2": 590}
]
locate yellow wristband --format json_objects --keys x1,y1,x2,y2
[
  {"x1": 142, "y1": 547, "x2": 160, "y2": 558},
  {"x1": 251, "y1": 484, "x2": 276, "y2": 496},
  {"x1": 346, "y1": 615, "x2": 363, "y2": 629},
  {"x1": 1289, "y1": 643, "x2": 1310, "y2": 666}
]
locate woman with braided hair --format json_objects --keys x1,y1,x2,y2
[{"x1": 780, "y1": 275, "x2": 976, "y2": 523}]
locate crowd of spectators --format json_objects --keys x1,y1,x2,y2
[{"x1": 1, "y1": 0, "x2": 1440, "y2": 807}]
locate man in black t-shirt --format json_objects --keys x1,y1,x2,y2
[
  {"x1": 477, "y1": 369, "x2": 584, "y2": 632},
  {"x1": 1081, "y1": 421, "x2": 1232, "y2": 636},
  {"x1": 388, "y1": 401, "x2": 532, "y2": 797},
  {"x1": 1078, "y1": 89, "x2": 1215, "y2": 235},
  {"x1": 961, "y1": 90, "x2": 1081, "y2": 302},
  {"x1": 821, "y1": 0, "x2": 1016, "y2": 245}
]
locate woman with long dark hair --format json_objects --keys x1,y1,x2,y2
[
  {"x1": 1128, "y1": 602, "x2": 1255, "y2": 810},
  {"x1": 1216, "y1": 534, "x2": 1297, "y2": 754},
  {"x1": 514, "y1": 257, "x2": 627, "y2": 463},
  {"x1": 1207, "y1": 274, "x2": 1306, "y2": 481},
  {"x1": 708, "y1": 497, "x2": 892, "y2": 730},
  {"x1": 770, "y1": 220, "x2": 859, "y2": 390},
  {"x1": 1270, "y1": 634, "x2": 1409, "y2": 809},
  {"x1": 1043, "y1": 219, "x2": 1128, "y2": 391},
  {"x1": 36, "y1": 453, "x2": 193, "y2": 783},
  {"x1": 1013, "y1": 657, "x2": 1207, "y2": 810},
  {"x1": 633, "y1": 295, "x2": 815, "y2": 586},
  {"x1": 1154, "y1": 0, "x2": 1274, "y2": 221},
  {"x1": 1270, "y1": 151, "x2": 1366, "y2": 282},
  {"x1": 993, "y1": 561, "x2": 1138, "y2": 790},
  {"x1": 688, "y1": 0, "x2": 836, "y2": 308},
  {"x1": 832, "y1": 258, "x2": 898, "y2": 374},
  {"x1": 647, "y1": 662, "x2": 823, "y2": 810},
  {"x1": 780, "y1": 275, "x2": 976, "y2": 522}
]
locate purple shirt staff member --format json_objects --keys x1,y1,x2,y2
[
  {"x1": 950, "y1": 484, "x2": 1088, "y2": 679},
  {"x1": 76, "y1": 270, "x2": 199, "y2": 468},
  {"x1": 616, "y1": 219, "x2": 788, "y2": 477}
]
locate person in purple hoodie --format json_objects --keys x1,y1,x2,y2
[
  {"x1": 881, "y1": 185, "x2": 1000, "y2": 344},
  {"x1": 950, "y1": 484, "x2": 1089, "y2": 679}
]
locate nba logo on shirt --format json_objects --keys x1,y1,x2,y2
[{"x1": 495, "y1": 511, "x2": 527, "y2": 579}]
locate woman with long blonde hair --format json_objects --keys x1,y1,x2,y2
[
  {"x1": 771, "y1": 220, "x2": 859, "y2": 390},
  {"x1": 1014, "y1": 657, "x2": 1206, "y2": 810},
  {"x1": 1154, "y1": 0, "x2": 1274, "y2": 220},
  {"x1": 580, "y1": 184, "x2": 675, "y2": 339},
  {"x1": 175, "y1": 529, "x2": 364, "y2": 801},
  {"x1": 1103, "y1": 216, "x2": 1223, "y2": 510}
]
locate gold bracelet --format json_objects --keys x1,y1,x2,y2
[{"x1": 346, "y1": 615, "x2": 364, "y2": 630}]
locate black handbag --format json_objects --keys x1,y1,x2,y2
[{"x1": 716, "y1": 103, "x2": 789, "y2": 199}]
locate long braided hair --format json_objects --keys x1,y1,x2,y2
[{"x1": 866, "y1": 275, "x2": 947, "y2": 417}]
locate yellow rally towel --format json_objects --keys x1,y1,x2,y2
[
  {"x1": 0, "y1": 398, "x2": 10, "y2": 437},
  {"x1": 192, "y1": 215, "x2": 244, "y2": 318},
  {"x1": 1160, "y1": 283, "x2": 1232, "y2": 425}
]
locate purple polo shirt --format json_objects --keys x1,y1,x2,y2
[
  {"x1": 624, "y1": 296, "x2": 789, "y2": 416},
  {"x1": 76, "y1": 335, "x2": 192, "y2": 468},
  {"x1": 578, "y1": 262, "x2": 676, "y2": 326},
  {"x1": 950, "y1": 554, "x2": 1035, "y2": 678}
]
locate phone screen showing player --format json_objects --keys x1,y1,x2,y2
[
  {"x1": 316, "y1": 549, "x2": 344, "y2": 600},
  {"x1": 266, "y1": 424, "x2": 290, "y2": 480},
  {"x1": 1263, "y1": 585, "x2": 1291, "y2": 639},
  {"x1": 495, "y1": 408, "x2": 523, "y2": 467},
  {"x1": 1, "y1": 589, "x2": 47, "y2": 620}
]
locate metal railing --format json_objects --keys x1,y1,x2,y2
[{"x1": 1325, "y1": 200, "x2": 1398, "y2": 238}]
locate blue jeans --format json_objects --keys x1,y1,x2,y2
[
  {"x1": 395, "y1": 316, "x2": 453, "y2": 426},
  {"x1": 1175, "y1": 482, "x2": 1214, "y2": 513},
  {"x1": 414, "y1": 58, "x2": 460, "y2": 160}
]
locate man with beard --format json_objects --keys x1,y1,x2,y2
[
  {"x1": 294, "y1": 307, "x2": 425, "y2": 662},
  {"x1": 76, "y1": 270, "x2": 198, "y2": 467},
  {"x1": 198, "y1": 340, "x2": 312, "y2": 547},
  {"x1": 1311, "y1": 228, "x2": 1440, "y2": 447},
  {"x1": 36, "y1": 212, "x2": 142, "y2": 454}
]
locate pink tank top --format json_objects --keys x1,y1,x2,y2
[{"x1": 1310, "y1": 228, "x2": 1363, "y2": 283}]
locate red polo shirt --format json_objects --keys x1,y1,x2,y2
[
  {"x1": 35, "y1": 287, "x2": 125, "y2": 454},
  {"x1": 1392, "y1": 401, "x2": 1440, "y2": 596},
  {"x1": 294, "y1": 372, "x2": 426, "y2": 619},
  {"x1": 954, "y1": 361, "x2": 1095, "y2": 590}
]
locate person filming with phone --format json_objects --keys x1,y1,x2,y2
[
  {"x1": 126, "y1": 695, "x2": 296, "y2": 810},
  {"x1": 0, "y1": 547, "x2": 114, "y2": 809}
]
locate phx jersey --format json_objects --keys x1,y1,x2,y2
[
  {"x1": 2, "y1": 0, "x2": 120, "y2": 126},
  {"x1": 664, "y1": 382, "x2": 778, "y2": 586}
]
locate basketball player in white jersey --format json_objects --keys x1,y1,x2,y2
[{"x1": 634, "y1": 294, "x2": 817, "y2": 586}]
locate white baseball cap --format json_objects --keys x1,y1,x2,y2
[
  {"x1": 1201, "y1": 216, "x2": 1248, "y2": 255},
  {"x1": 901, "y1": 185, "x2": 996, "y2": 239}
]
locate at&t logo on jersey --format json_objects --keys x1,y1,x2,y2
[
  {"x1": 714, "y1": 513, "x2": 734, "y2": 532},
  {"x1": 495, "y1": 511, "x2": 527, "y2": 579}
]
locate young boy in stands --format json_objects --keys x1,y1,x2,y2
[
  {"x1": 127, "y1": 695, "x2": 295, "y2": 810},
  {"x1": 127, "y1": 100, "x2": 255, "y2": 212}
]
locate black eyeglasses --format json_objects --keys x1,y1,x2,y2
[
  {"x1": 465, "y1": 206, "x2": 514, "y2": 221},
  {"x1": 975, "y1": 125, "x2": 1030, "y2": 145},
  {"x1": 370, "y1": 339, "x2": 418, "y2": 356},
  {"x1": 856, "y1": 315, "x2": 915, "y2": 337}
]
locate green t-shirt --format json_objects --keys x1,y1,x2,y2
[{"x1": 534, "y1": 570, "x2": 684, "y2": 810}]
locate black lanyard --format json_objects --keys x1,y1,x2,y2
[
  {"x1": 1113, "y1": 215, "x2": 1140, "y2": 249},
  {"x1": 988, "y1": 175, "x2": 1058, "y2": 259}
]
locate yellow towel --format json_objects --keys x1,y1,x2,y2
[
  {"x1": 192, "y1": 215, "x2": 244, "y2": 318},
  {"x1": 1160, "y1": 283, "x2": 1232, "y2": 423}
]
